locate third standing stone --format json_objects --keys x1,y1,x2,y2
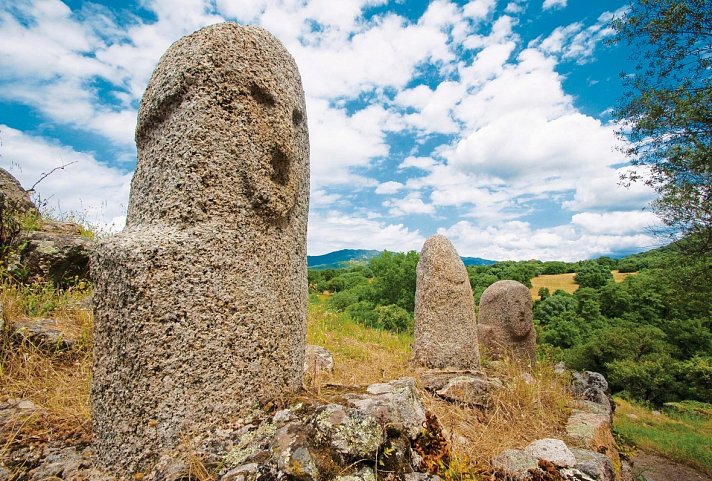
[
  {"x1": 91, "y1": 23, "x2": 309, "y2": 476},
  {"x1": 477, "y1": 280, "x2": 537, "y2": 364},
  {"x1": 413, "y1": 235, "x2": 480, "y2": 369}
]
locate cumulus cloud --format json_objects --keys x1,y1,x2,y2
[
  {"x1": 0, "y1": 1, "x2": 659, "y2": 258},
  {"x1": 439, "y1": 220, "x2": 659, "y2": 261}
]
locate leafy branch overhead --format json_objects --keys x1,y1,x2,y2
[{"x1": 612, "y1": 0, "x2": 712, "y2": 251}]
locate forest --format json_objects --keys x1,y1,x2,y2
[{"x1": 308, "y1": 236, "x2": 712, "y2": 406}]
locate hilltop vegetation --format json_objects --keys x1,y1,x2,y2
[{"x1": 309, "y1": 239, "x2": 712, "y2": 406}]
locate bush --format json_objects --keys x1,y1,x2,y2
[
  {"x1": 574, "y1": 262, "x2": 614, "y2": 289},
  {"x1": 374, "y1": 304, "x2": 413, "y2": 333}
]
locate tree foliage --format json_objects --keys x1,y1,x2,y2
[{"x1": 612, "y1": 0, "x2": 712, "y2": 251}]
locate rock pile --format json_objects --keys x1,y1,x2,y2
[
  {"x1": 91, "y1": 23, "x2": 310, "y2": 476},
  {"x1": 477, "y1": 280, "x2": 536, "y2": 364},
  {"x1": 0, "y1": 168, "x2": 92, "y2": 285},
  {"x1": 412, "y1": 235, "x2": 479, "y2": 369}
]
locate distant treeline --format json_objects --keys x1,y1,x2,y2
[{"x1": 308, "y1": 242, "x2": 711, "y2": 405}]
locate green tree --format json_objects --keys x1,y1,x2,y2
[
  {"x1": 612, "y1": 0, "x2": 712, "y2": 252},
  {"x1": 369, "y1": 251, "x2": 419, "y2": 312},
  {"x1": 574, "y1": 262, "x2": 614, "y2": 289}
]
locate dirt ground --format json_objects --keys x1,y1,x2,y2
[{"x1": 632, "y1": 451, "x2": 712, "y2": 481}]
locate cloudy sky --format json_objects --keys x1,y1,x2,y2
[{"x1": 0, "y1": 0, "x2": 662, "y2": 260}]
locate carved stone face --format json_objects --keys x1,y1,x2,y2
[
  {"x1": 239, "y1": 79, "x2": 307, "y2": 219},
  {"x1": 131, "y1": 24, "x2": 309, "y2": 226}
]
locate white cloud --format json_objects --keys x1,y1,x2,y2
[
  {"x1": 375, "y1": 181, "x2": 404, "y2": 195},
  {"x1": 563, "y1": 166, "x2": 657, "y2": 211},
  {"x1": 542, "y1": 0, "x2": 567, "y2": 11},
  {"x1": 385, "y1": 192, "x2": 435, "y2": 216},
  {"x1": 571, "y1": 211, "x2": 661, "y2": 235},
  {"x1": 440, "y1": 220, "x2": 659, "y2": 261},
  {"x1": 399, "y1": 156, "x2": 438, "y2": 171},
  {"x1": 0, "y1": 125, "x2": 131, "y2": 231},
  {"x1": 307, "y1": 211, "x2": 424, "y2": 255}
]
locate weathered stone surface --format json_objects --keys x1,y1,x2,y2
[
  {"x1": 312, "y1": 404, "x2": 383, "y2": 460},
  {"x1": 477, "y1": 280, "x2": 536, "y2": 364},
  {"x1": 571, "y1": 448, "x2": 615, "y2": 481},
  {"x1": 304, "y1": 344, "x2": 334, "y2": 377},
  {"x1": 571, "y1": 371, "x2": 612, "y2": 412},
  {"x1": 0, "y1": 398, "x2": 45, "y2": 434},
  {"x1": 420, "y1": 370, "x2": 502, "y2": 407},
  {"x1": 524, "y1": 439, "x2": 576, "y2": 468},
  {"x1": 566, "y1": 408, "x2": 610, "y2": 447},
  {"x1": 347, "y1": 378, "x2": 427, "y2": 440},
  {"x1": 10, "y1": 318, "x2": 77, "y2": 352},
  {"x1": 18, "y1": 229, "x2": 92, "y2": 285},
  {"x1": 91, "y1": 22, "x2": 310, "y2": 476},
  {"x1": 0, "y1": 168, "x2": 35, "y2": 213},
  {"x1": 413, "y1": 235, "x2": 479, "y2": 369},
  {"x1": 492, "y1": 449, "x2": 538, "y2": 480}
]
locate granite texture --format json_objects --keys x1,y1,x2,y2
[
  {"x1": 91, "y1": 23, "x2": 309, "y2": 476},
  {"x1": 477, "y1": 280, "x2": 536, "y2": 364},
  {"x1": 412, "y1": 235, "x2": 479, "y2": 369}
]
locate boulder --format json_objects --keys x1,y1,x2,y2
[
  {"x1": 492, "y1": 449, "x2": 539, "y2": 479},
  {"x1": 524, "y1": 438, "x2": 577, "y2": 468},
  {"x1": 10, "y1": 318, "x2": 77, "y2": 353},
  {"x1": 17, "y1": 228, "x2": 92, "y2": 285},
  {"x1": 571, "y1": 371, "x2": 612, "y2": 413},
  {"x1": 312, "y1": 404, "x2": 383, "y2": 460},
  {"x1": 0, "y1": 168, "x2": 35, "y2": 214},
  {"x1": 570, "y1": 448, "x2": 615, "y2": 481}
]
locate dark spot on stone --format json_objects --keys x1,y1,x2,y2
[
  {"x1": 270, "y1": 147, "x2": 290, "y2": 186},
  {"x1": 292, "y1": 108, "x2": 303, "y2": 126},
  {"x1": 250, "y1": 83, "x2": 275, "y2": 107}
]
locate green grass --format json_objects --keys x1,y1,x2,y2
[
  {"x1": 614, "y1": 397, "x2": 712, "y2": 475},
  {"x1": 307, "y1": 294, "x2": 412, "y2": 386}
]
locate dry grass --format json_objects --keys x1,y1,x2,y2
[
  {"x1": 307, "y1": 296, "x2": 574, "y2": 479},
  {"x1": 611, "y1": 270, "x2": 636, "y2": 282},
  {"x1": 424, "y1": 359, "x2": 573, "y2": 477},
  {"x1": 1, "y1": 285, "x2": 577, "y2": 480},
  {"x1": 0, "y1": 281, "x2": 92, "y2": 441},
  {"x1": 530, "y1": 273, "x2": 579, "y2": 299},
  {"x1": 530, "y1": 270, "x2": 638, "y2": 299}
]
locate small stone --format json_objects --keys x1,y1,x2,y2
[
  {"x1": 304, "y1": 345, "x2": 334, "y2": 376},
  {"x1": 435, "y1": 375, "x2": 502, "y2": 407},
  {"x1": 524, "y1": 439, "x2": 576, "y2": 468},
  {"x1": 492, "y1": 449, "x2": 539, "y2": 479},
  {"x1": 570, "y1": 448, "x2": 615, "y2": 481},
  {"x1": 347, "y1": 378, "x2": 426, "y2": 440},
  {"x1": 10, "y1": 318, "x2": 76, "y2": 352}
]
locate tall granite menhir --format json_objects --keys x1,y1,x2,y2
[
  {"x1": 413, "y1": 235, "x2": 480, "y2": 369},
  {"x1": 92, "y1": 24, "x2": 309, "y2": 475},
  {"x1": 478, "y1": 280, "x2": 536, "y2": 364}
]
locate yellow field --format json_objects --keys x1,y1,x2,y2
[{"x1": 530, "y1": 270, "x2": 636, "y2": 299}]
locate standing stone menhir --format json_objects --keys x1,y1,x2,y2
[
  {"x1": 413, "y1": 235, "x2": 480, "y2": 369},
  {"x1": 91, "y1": 23, "x2": 309, "y2": 476},
  {"x1": 477, "y1": 280, "x2": 536, "y2": 364}
]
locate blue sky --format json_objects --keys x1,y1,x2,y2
[{"x1": 0, "y1": 0, "x2": 662, "y2": 260}]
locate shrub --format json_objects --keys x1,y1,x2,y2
[{"x1": 574, "y1": 262, "x2": 614, "y2": 289}]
